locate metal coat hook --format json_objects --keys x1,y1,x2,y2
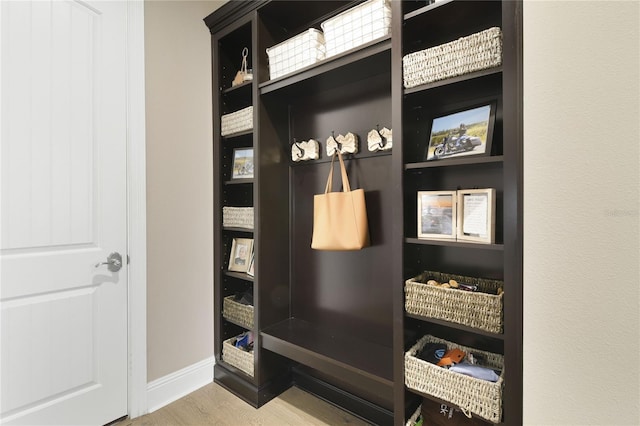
[{"x1": 292, "y1": 138, "x2": 305, "y2": 159}]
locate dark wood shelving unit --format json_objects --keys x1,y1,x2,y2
[
  {"x1": 223, "y1": 178, "x2": 253, "y2": 186},
  {"x1": 405, "y1": 155, "x2": 504, "y2": 170},
  {"x1": 405, "y1": 313, "x2": 505, "y2": 341},
  {"x1": 259, "y1": 36, "x2": 391, "y2": 96},
  {"x1": 221, "y1": 227, "x2": 254, "y2": 234},
  {"x1": 261, "y1": 318, "x2": 393, "y2": 386},
  {"x1": 206, "y1": 1, "x2": 522, "y2": 424},
  {"x1": 403, "y1": 0, "x2": 454, "y2": 21},
  {"x1": 221, "y1": 129, "x2": 253, "y2": 140},
  {"x1": 405, "y1": 237, "x2": 504, "y2": 251},
  {"x1": 404, "y1": 67, "x2": 503, "y2": 95},
  {"x1": 223, "y1": 270, "x2": 254, "y2": 282},
  {"x1": 222, "y1": 80, "x2": 252, "y2": 94}
]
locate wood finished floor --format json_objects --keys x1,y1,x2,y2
[{"x1": 118, "y1": 382, "x2": 369, "y2": 425}]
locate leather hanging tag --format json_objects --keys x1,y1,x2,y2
[{"x1": 232, "y1": 71, "x2": 245, "y2": 86}]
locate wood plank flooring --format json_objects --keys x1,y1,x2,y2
[{"x1": 117, "y1": 382, "x2": 369, "y2": 425}]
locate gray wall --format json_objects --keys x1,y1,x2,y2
[
  {"x1": 144, "y1": 0, "x2": 225, "y2": 382},
  {"x1": 523, "y1": 1, "x2": 639, "y2": 423}
]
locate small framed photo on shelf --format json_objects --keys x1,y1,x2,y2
[
  {"x1": 426, "y1": 103, "x2": 496, "y2": 161},
  {"x1": 417, "y1": 191, "x2": 457, "y2": 240},
  {"x1": 246, "y1": 253, "x2": 255, "y2": 277},
  {"x1": 231, "y1": 147, "x2": 254, "y2": 179},
  {"x1": 457, "y1": 188, "x2": 496, "y2": 244},
  {"x1": 228, "y1": 238, "x2": 254, "y2": 272}
]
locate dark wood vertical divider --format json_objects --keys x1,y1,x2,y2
[{"x1": 206, "y1": 1, "x2": 523, "y2": 424}]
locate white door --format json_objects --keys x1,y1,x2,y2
[{"x1": 1, "y1": 1, "x2": 129, "y2": 424}]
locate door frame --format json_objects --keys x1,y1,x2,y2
[{"x1": 126, "y1": 0, "x2": 148, "y2": 419}]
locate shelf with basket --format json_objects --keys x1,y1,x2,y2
[
  {"x1": 221, "y1": 129, "x2": 253, "y2": 140},
  {"x1": 258, "y1": 0, "x2": 392, "y2": 96},
  {"x1": 259, "y1": 36, "x2": 391, "y2": 96}
]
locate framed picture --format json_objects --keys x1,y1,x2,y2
[
  {"x1": 417, "y1": 191, "x2": 457, "y2": 240},
  {"x1": 426, "y1": 103, "x2": 496, "y2": 161},
  {"x1": 457, "y1": 188, "x2": 496, "y2": 244},
  {"x1": 228, "y1": 238, "x2": 254, "y2": 272},
  {"x1": 246, "y1": 253, "x2": 255, "y2": 277},
  {"x1": 231, "y1": 147, "x2": 254, "y2": 179}
]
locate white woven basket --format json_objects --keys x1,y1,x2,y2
[
  {"x1": 321, "y1": 0, "x2": 391, "y2": 58},
  {"x1": 405, "y1": 271, "x2": 503, "y2": 334},
  {"x1": 222, "y1": 335, "x2": 254, "y2": 377},
  {"x1": 405, "y1": 404, "x2": 421, "y2": 426},
  {"x1": 266, "y1": 29, "x2": 326, "y2": 80},
  {"x1": 221, "y1": 106, "x2": 253, "y2": 137},
  {"x1": 405, "y1": 335, "x2": 504, "y2": 423},
  {"x1": 222, "y1": 207, "x2": 254, "y2": 229},
  {"x1": 403, "y1": 27, "x2": 503, "y2": 89},
  {"x1": 223, "y1": 296, "x2": 254, "y2": 329}
]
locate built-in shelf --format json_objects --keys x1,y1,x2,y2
[
  {"x1": 223, "y1": 315, "x2": 253, "y2": 330},
  {"x1": 222, "y1": 226, "x2": 254, "y2": 234},
  {"x1": 405, "y1": 386, "x2": 498, "y2": 424},
  {"x1": 261, "y1": 318, "x2": 393, "y2": 388},
  {"x1": 403, "y1": 0, "x2": 454, "y2": 21},
  {"x1": 405, "y1": 155, "x2": 504, "y2": 170},
  {"x1": 259, "y1": 36, "x2": 391, "y2": 96},
  {"x1": 224, "y1": 270, "x2": 254, "y2": 282},
  {"x1": 222, "y1": 129, "x2": 253, "y2": 140},
  {"x1": 224, "y1": 178, "x2": 254, "y2": 186},
  {"x1": 217, "y1": 359, "x2": 254, "y2": 381},
  {"x1": 405, "y1": 237, "x2": 504, "y2": 251},
  {"x1": 222, "y1": 80, "x2": 252, "y2": 95},
  {"x1": 405, "y1": 313, "x2": 504, "y2": 340},
  {"x1": 403, "y1": 67, "x2": 503, "y2": 95}
]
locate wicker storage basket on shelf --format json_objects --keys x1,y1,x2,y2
[
  {"x1": 321, "y1": 0, "x2": 391, "y2": 58},
  {"x1": 403, "y1": 27, "x2": 503, "y2": 89},
  {"x1": 221, "y1": 106, "x2": 253, "y2": 137},
  {"x1": 222, "y1": 295, "x2": 254, "y2": 329},
  {"x1": 405, "y1": 271, "x2": 503, "y2": 334},
  {"x1": 405, "y1": 334, "x2": 504, "y2": 423},
  {"x1": 405, "y1": 404, "x2": 422, "y2": 426},
  {"x1": 222, "y1": 206, "x2": 254, "y2": 229},
  {"x1": 266, "y1": 29, "x2": 326, "y2": 80},
  {"x1": 222, "y1": 335, "x2": 254, "y2": 377}
]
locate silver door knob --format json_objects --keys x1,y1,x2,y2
[{"x1": 95, "y1": 252, "x2": 123, "y2": 272}]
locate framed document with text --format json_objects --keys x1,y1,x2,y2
[{"x1": 456, "y1": 188, "x2": 496, "y2": 244}]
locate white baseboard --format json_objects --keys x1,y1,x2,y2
[{"x1": 146, "y1": 356, "x2": 215, "y2": 413}]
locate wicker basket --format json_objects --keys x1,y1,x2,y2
[
  {"x1": 223, "y1": 295, "x2": 254, "y2": 329},
  {"x1": 321, "y1": 0, "x2": 391, "y2": 58},
  {"x1": 221, "y1": 106, "x2": 253, "y2": 137},
  {"x1": 405, "y1": 404, "x2": 422, "y2": 426},
  {"x1": 222, "y1": 335, "x2": 254, "y2": 377},
  {"x1": 266, "y1": 29, "x2": 326, "y2": 80},
  {"x1": 405, "y1": 271, "x2": 503, "y2": 334},
  {"x1": 403, "y1": 27, "x2": 503, "y2": 89},
  {"x1": 405, "y1": 335, "x2": 504, "y2": 423},
  {"x1": 222, "y1": 207, "x2": 254, "y2": 229}
]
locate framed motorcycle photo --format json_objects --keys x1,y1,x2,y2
[
  {"x1": 426, "y1": 102, "x2": 496, "y2": 161},
  {"x1": 417, "y1": 190, "x2": 457, "y2": 240}
]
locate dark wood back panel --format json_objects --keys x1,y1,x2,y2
[
  {"x1": 291, "y1": 155, "x2": 393, "y2": 347},
  {"x1": 285, "y1": 72, "x2": 393, "y2": 347}
]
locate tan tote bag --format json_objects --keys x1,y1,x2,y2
[{"x1": 311, "y1": 151, "x2": 370, "y2": 250}]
